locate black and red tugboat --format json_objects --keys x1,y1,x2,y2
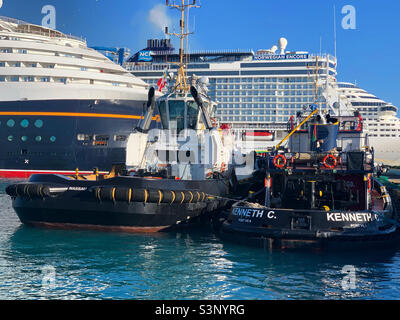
[
  {"x1": 220, "y1": 107, "x2": 400, "y2": 250},
  {"x1": 5, "y1": 2, "x2": 254, "y2": 233}
]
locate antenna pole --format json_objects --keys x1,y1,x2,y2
[
  {"x1": 333, "y1": 5, "x2": 337, "y2": 59},
  {"x1": 165, "y1": 0, "x2": 200, "y2": 92}
]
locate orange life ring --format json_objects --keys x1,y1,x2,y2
[
  {"x1": 273, "y1": 155, "x2": 287, "y2": 169},
  {"x1": 323, "y1": 155, "x2": 337, "y2": 169}
]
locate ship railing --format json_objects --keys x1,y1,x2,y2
[
  {"x1": 125, "y1": 64, "x2": 170, "y2": 72},
  {"x1": 0, "y1": 16, "x2": 86, "y2": 43},
  {"x1": 309, "y1": 53, "x2": 337, "y2": 63},
  {"x1": 256, "y1": 148, "x2": 374, "y2": 174},
  {"x1": 288, "y1": 114, "x2": 363, "y2": 133}
]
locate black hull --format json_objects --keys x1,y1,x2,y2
[
  {"x1": 220, "y1": 223, "x2": 400, "y2": 251},
  {"x1": 219, "y1": 205, "x2": 400, "y2": 251},
  {"x1": 8, "y1": 174, "x2": 232, "y2": 232}
]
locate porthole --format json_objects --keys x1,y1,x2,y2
[
  {"x1": 21, "y1": 136, "x2": 27, "y2": 142},
  {"x1": 7, "y1": 135, "x2": 13, "y2": 142},
  {"x1": 34, "y1": 119, "x2": 43, "y2": 128},
  {"x1": 50, "y1": 136, "x2": 56, "y2": 142},
  {"x1": 20, "y1": 119, "x2": 29, "y2": 128},
  {"x1": 35, "y1": 136, "x2": 42, "y2": 142},
  {"x1": 7, "y1": 119, "x2": 15, "y2": 127}
]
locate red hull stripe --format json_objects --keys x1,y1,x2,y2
[{"x1": 0, "y1": 169, "x2": 107, "y2": 179}]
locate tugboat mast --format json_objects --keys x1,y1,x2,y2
[
  {"x1": 165, "y1": 0, "x2": 199, "y2": 92},
  {"x1": 307, "y1": 56, "x2": 322, "y2": 110}
]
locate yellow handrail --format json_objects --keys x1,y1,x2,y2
[{"x1": 275, "y1": 109, "x2": 318, "y2": 150}]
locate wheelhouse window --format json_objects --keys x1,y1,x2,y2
[
  {"x1": 186, "y1": 101, "x2": 199, "y2": 130},
  {"x1": 158, "y1": 100, "x2": 169, "y2": 129},
  {"x1": 168, "y1": 100, "x2": 185, "y2": 133}
]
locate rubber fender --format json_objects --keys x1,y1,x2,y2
[
  {"x1": 26, "y1": 184, "x2": 44, "y2": 198},
  {"x1": 98, "y1": 186, "x2": 115, "y2": 202},
  {"x1": 132, "y1": 189, "x2": 149, "y2": 203},
  {"x1": 148, "y1": 190, "x2": 163, "y2": 204},
  {"x1": 114, "y1": 187, "x2": 132, "y2": 202},
  {"x1": 161, "y1": 190, "x2": 176, "y2": 204},
  {"x1": 194, "y1": 191, "x2": 201, "y2": 203},
  {"x1": 5, "y1": 184, "x2": 18, "y2": 197},
  {"x1": 94, "y1": 187, "x2": 102, "y2": 201},
  {"x1": 173, "y1": 191, "x2": 185, "y2": 204},
  {"x1": 16, "y1": 184, "x2": 29, "y2": 197},
  {"x1": 41, "y1": 186, "x2": 51, "y2": 197},
  {"x1": 182, "y1": 191, "x2": 194, "y2": 203}
]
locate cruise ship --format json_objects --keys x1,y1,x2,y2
[
  {"x1": 126, "y1": 38, "x2": 337, "y2": 131},
  {"x1": 126, "y1": 38, "x2": 400, "y2": 161},
  {"x1": 337, "y1": 82, "x2": 400, "y2": 165},
  {"x1": 0, "y1": 16, "x2": 152, "y2": 178},
  {"x1": 126, "y1": 37, "x2": 338, "y2": 151}
]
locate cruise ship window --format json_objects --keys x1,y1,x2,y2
[
  {"x1": 7, "y1": 136, "x2": 13, "y2": 142},
  {"x1": 35, "y1": 136, "x2": 42, "y2": 142},
  {"x1": 7, "y1": 119, "x2": 15, "y2": 127},
  {"x1": 21, "y1": 136, "x2": 27, "y2": 142},
  {"x1": 0, "y1": 77, "x2": 5, "y2": 82},
  {"x1": 20, "y1": 120, "x2": 29, "y2": 128},
  {"x1": 50, "y1": 136, "x2": 56, "y2": 142},
  {"x1": 34, "y1": 120, "x2": 44, "y2": 128}
]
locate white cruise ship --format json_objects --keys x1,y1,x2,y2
[
  {"x1": 125, "y1": 38, "x2": 399, "y2": 163},
  {"x1": 337, "y1": 82, "x2": 400, "y2": 165},
  {"x1": 0, "y1": 16, "x2": 151, "y2": 178},
  {"x1": 126, "y1": 38, "x2": 339, "y2": 151}
]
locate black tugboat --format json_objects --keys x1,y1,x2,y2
[
  {"x1": 220, "y1": 107, "x2": 400, "y2": 250},
  {"x1": 5, "y1": 1, "x2": 252, "y2": 233}
]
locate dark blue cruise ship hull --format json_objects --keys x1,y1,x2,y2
[{"x1": 0, "y1": 99, "x2": 153, "y2": 178}]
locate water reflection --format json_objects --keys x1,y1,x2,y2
[{"x1": 2, "y1": 185, "x2": 400, "y2": 299}]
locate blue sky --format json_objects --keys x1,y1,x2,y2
[{"x1": 1, "y1": 0, "x2": 399, "y2": 109}]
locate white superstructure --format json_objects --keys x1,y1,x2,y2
[
  {"x1": 0, "y1": 16, "x2": 148, "y2": 102},
  {"x1": 337, "y1": 82, "x2": 400, "y2": 165}
]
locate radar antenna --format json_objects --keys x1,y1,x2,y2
[{"x1": 165, "y1": 0, "x2": 200, "y2": 93}]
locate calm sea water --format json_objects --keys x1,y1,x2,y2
[{"x1": 2, "y1": 180, "x2": 400, "y2": 300}]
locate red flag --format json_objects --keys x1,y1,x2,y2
[{"x1": 157, "y1": 70, "x2": 167, "y2": 92}]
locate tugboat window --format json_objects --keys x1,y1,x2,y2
[
  {"x1": 168, "y1": 100, "x2": 185, "y2": 133},
  {"x1": 187, "y1": 101, "x2": 199, "y2": 130},
  {"x1": 158, "y1": 100, "x2": 169, "y2": 129}
]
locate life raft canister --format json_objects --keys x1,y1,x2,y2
[
  {"x1": 273, "y1": 154, "x2": 287, "y2": 169},
  {"x1": 323, "y1": 154, "x2": 337, "y2": 169}
]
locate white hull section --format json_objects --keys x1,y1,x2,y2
[{"x1": 0, "y1": 83, "x2": 149, "y2": 102}]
